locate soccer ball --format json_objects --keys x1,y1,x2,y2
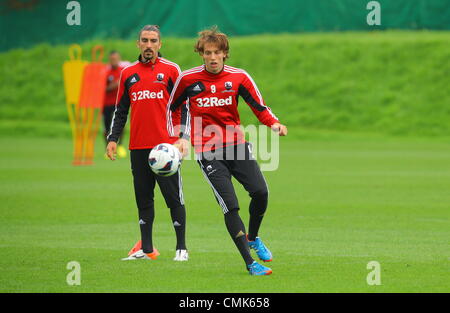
[{"x1": 148, "y1": 143, "x2": 182, "y2": 177}]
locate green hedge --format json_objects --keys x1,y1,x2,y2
[{"x1": 0, "y1": 31, "x2": 449, "y2": 138}]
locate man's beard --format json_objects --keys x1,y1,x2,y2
[{"x1": 142, "y1": 50, "x2": 153, "y2": 63}]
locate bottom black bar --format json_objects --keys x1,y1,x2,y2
[{"x1": 0, "y1": 293, "x2": 441, "y2": 312}]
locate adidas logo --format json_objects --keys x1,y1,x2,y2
[
  {"x1": 193, "y1": 85, "x2": 201, "y2": 92},
  {"x1": 139, "y1": 219, "x2": 146, "y2": 225},
  {"x1": 130, "y1": 77, "x2": 137, "y2": 83},
  {"x1": 173, "y1": 221, "x2": 181, "y2": 227},
  {"x1": 235, "y1": 230, "x2": 245, "y2": 238}
]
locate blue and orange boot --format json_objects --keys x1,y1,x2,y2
[
  {"x1": 247, "y1": 236, "x2": 273, "y2": 262},
  {"x1": 247, "y1": 261, "x2": 272, "y2": 276}
]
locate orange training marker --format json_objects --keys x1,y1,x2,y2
[{"x1": 78, "y1": 45, "x2": 108, "y2": 165}]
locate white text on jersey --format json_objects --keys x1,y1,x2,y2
[
  {"x1": 196, "y1": 96, "x2": 232, "y2": 107},
  {"x1": 131, "y1": 90, "x2": 164, "y2": 101}
]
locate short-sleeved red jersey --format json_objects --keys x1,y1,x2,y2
[
  {"x1": 167, "y1": 65, "x2": 279, "y2": 153},
  {"x1": 107, "y1": 56, "x2": 181, "y2": 150}
]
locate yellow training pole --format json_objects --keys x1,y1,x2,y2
[{"x1": 62, "y1": 44, "x2": 88, "y2": 165}]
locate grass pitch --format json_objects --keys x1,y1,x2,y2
[{"x1": 0, "y1": 133, "x2": 449, "y2": 292}]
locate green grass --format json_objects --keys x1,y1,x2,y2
[
  {"x1": 1, "y1": 31, "x2": 450, "y2": 138},
  {"x1": 0, "y1": 133, "x2": 449, "y2": 292}
]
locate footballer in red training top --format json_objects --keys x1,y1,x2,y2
[
  {"x1": 103, "y1": 50, "x2": 127, "y2": 157},
  {"x1": 167, "y1": 62, "x2": 279, "y2": 152},
  {"x1": 108, "y1": 54, "x2": 180, "y2": 150},
  {"x1": 107, "y1": 25, "x2": 188, "y2": 262},
  {"x1": 167, "y1": 26, "x2": 287, "y2": 276}
]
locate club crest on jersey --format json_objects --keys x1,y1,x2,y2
[
  {"x1": 205, "y1": 164, "x2": 217, "y2": 175},
  {"x1": 222, "y1": 81, "x2": 235, "y2": 93},
  {"x1": 157, "y1": 73, "x2": 164, "y2": 81}
]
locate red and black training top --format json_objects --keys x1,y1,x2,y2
[
  {"x1": 167, "y1": 64, "x2": 279, "y2": 153},
  {"x1": 107, "y1": 56, "x2": 181, "y2": 150},
  {"x1": 104, "y1": 65, "x2": 125, "y2": 107}
]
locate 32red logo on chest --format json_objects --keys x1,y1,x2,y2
[{"x1": 131, "y1": 90, "x2": 163, "y2": 101}]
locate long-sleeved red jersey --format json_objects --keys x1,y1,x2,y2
[
  {"x1": 167, "y1": 64, "x2": 279, "y2": 153},
  {"x1": 107, "y1": 56, "x2": 181, "y2": 149}
]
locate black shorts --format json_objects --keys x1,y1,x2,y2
[
  {"x1": 130, "y1": 149, "x2": 184, "y2": 210},
  {"x1": 197, "y1": 142, "x2": 268, "y2": 214}
]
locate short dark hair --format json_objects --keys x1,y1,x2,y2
[
  {"x1": 138, "y1": 25, "x2": 161, "y2": 40},
  {"x1": 138, "y1": 25, "x2": 162, "y2": 57},
  {"x1": 109, "y1": 50, "x2": 120, "y2": 56}
]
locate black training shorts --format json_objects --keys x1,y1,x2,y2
[{"x1": 196, "y1": 142, "x2": 268, "y2": 214}]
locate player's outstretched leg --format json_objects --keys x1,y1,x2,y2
[
  {"x1": 247, "y1": 188, "x2": 268, "y2": 241},
  {"x1": 231, "y1": 149, "x2": 272, "y2": 262},
  {"x1": 247, "y1": 188, "x2": 272, "y2": 262}
]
